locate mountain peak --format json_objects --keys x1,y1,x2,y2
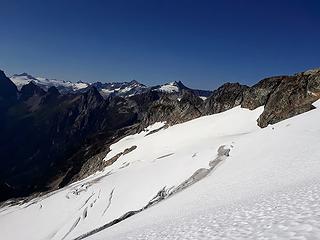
[
  {"x1": 302, "y1": 67, "x2": 320, "y2": 75},
  {"x1": 20, "y1": 81, "x2": 46, "y2": 101},
  {"x1": 10, "y1": 73, "x2": 89, "y2": 93},
  {"x1": 47, "y1": 86, "x2": 60, "y2": 96},
  {"x1": 86, "y1": 85, "x2": 103, "y2": 101},
  {"x1": 128, "y1": 79, "x2": 145, "y2": 86},
  {"x1": 0, "y1": 70, "x2": 18, "y2": 109},
  {"x1": 0, "y1": 69, "x2": 6, "y2": 78},
  {"x1": 12, "y1": 72, "x2": 37, "y2": 80},
  {"x1": 173, "y1": 80, "x2": 186, "y2": 88},
  {"x1": 129, "y1": 79, "x2": 139, "y2": 84}
]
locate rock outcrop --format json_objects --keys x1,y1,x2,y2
[
  {"x1": 257, "y1": 69, "x2": 320, "y2": 127},
  {"x1": 139, "y1": 91, "x2": 203, "y2": 127},
  {"x1": 20, "y1": 81, "x2": 46, "y2": 101},
  {"x1": 0, "y1": 70, "x2": 17, "y2": 112},
  {"x1": 204, "y1": 83, "x2": 248, "y2": 114},
  {"x1": 241, "y1": 76, "x2": 284, "y2": 110}
]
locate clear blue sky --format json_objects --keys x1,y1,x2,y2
[{"x1": 0, "y1": 0, "x2": 319, "y2": 89}]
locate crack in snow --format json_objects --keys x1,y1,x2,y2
[
  {"x1": 71, "y1": 145, "x2": 231, "y2": 240},
  {"x1": 62, "y1": 217, "x2": 81, "y2": 240},
  {"x1": 102, "y1": 188, "x2": 115, "y2": 216}
]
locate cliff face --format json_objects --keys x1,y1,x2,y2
[
  {"x1": 241, "y1": 76, "x2": 284, "y2": 110},
  {"x1": 257, "y1": 69, "x2": 320, "y2": 127},
  {"x1": 0, "y1": 70, "x2": 17, "y2": 112},
  {"x1": 204, "y1": 82, "x2": 249, "y2": 114}
]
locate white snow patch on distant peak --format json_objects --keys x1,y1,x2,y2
[
  {"x1": 101, "y1": 89, "x2": 115, "y2": 94},
  {"x1": 159, "y1": 84, "x2": 179, "y2": 93},
  {"x1": 10, "y1": 73, "x2": 89, "y2": 91},
  {"x1": 304, "y1": 68, "x2": 320, "y2": 75},
  {"x1": 120, "y1": 86, "x2": 133, "y2": 93},
  {"x1": 199, "y1": 96, "x2": 207, "y2": 101}
]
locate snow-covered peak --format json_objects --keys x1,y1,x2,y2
[
  {"x1": 152, "y1": 81, "x2": 212, "y2": 98},
  {"x1": 10, "y1": 73, "x2": 37, "y2": 90},
  {"x1": 10, "y1": 73, "x2": 89, "y2": 93},
  {"x1": 10, "y1": 73, "x2": 149, "y2": 97},
  {"x1": 12, "y1": 72, "x2": 37, "y2": 80},
  {"x1": 152, "y1": 81, "x2": 185, "y2": 93},
  {"x1": 303, "y1": 67, "x2": 320, "y2": 75},
  {"x1": 10, "y1": 72, "x2": 211, "y2": 99},
  {"x1": 158, "y1": 82, "x2": 180, "y2": 93},
  {"x1": 92, "y1": 80, "x2": 147, "y2": 98}
]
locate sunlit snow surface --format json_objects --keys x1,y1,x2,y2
[{"x1": 1, "y1": 101, "x2": 320, "y2": 240}]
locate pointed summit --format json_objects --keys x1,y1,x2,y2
[
  {"x1": 85, "y1": 85, "x2": 104, "y2": 103},
  {"x1": 47, "y1": 86, "x2": 60, "y2": 96},
  {"x1": 0, "y1": 70, "x2": 18, "y2": 110},
  {"x1": 12, "y1": 72, "x2": 37, "y2": 79},
  {"x1": 20, "y1": 81, "x2": 46, "y2": 101}
]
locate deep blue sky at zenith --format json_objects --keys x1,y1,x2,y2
[{"x1": 0, "y1": 0, "x2": 319, "y2": 89}]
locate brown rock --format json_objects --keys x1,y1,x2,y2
[
  {"x1": 257, "y1": 70, "x2": 320, "y2": 127},
  {"x1": 204, "y1": 82, "x2": 248, "y2": 114}
]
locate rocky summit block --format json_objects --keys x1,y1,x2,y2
[
  {"x1": 256, "y1": 70, "x2": 320, "y2": 127},
  {"x1": 204, "y1": 82, "x2": 249, "y2": 114},
  {"x1": 0, "y1": 70, "x2": 18, "y2": 111},
  {"x1": 241, "y1": 76, "x2": 285, "y2": 110}
]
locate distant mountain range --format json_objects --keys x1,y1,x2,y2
[
  {"x1": 10, "y1": 73, "x2": 212, "y2": 98},
  {"x1": 10, "y1": 73, "x2": 89, "y2": 93}
]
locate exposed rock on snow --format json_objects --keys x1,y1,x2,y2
[
  {"x1": 241, "y1": 76, "x2": 284, "y2": 110},
  {"x1": 204, "y1": 82, "x2": 249, "y2": 114},
  {"x1": 257, "y1": 72, "x2": 320, "y2": 127},
  {"x1": 171, "y1": 145, "x2": 231, "y2": 195}
]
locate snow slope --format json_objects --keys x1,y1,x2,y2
[
  {"x1": 88, "y1": 100, "x2": 320, "y2": 240},
  {"x1": 1, "y1": 101, "x2": 320, "y2": 240}
]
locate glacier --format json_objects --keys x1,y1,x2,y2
[{"x1": 1, "y1": 101, "x2": 320, "y2": 240}]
